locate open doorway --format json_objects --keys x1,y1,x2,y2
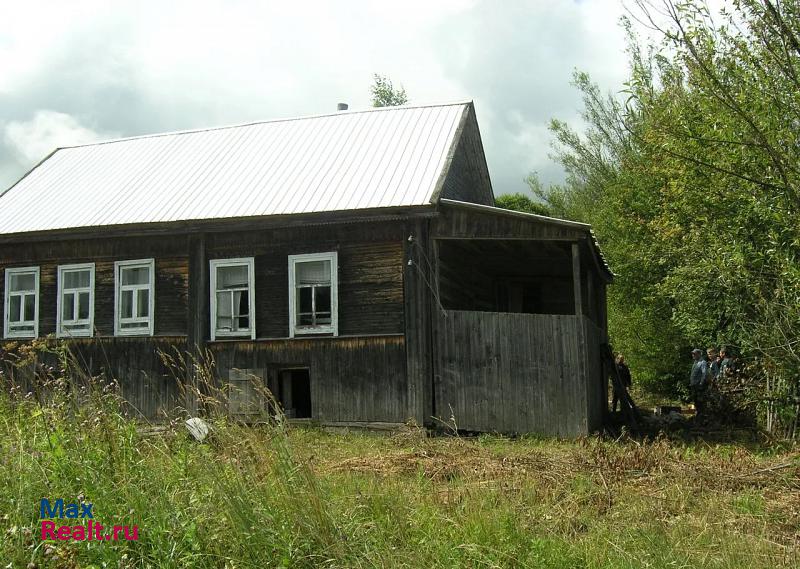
[{"x1": 278, "y1": 368, "x2": 312, "y2": 419}]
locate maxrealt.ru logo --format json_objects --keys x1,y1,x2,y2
[{"x1": 40, "y1": 499, "x2": 138, "y2": 541}]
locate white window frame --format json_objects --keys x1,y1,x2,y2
[
  {"x1": 3, "y1": 266, "x2": 40, "y2": 339},
  {"x1": 209, "y1": 257, "x2": 256, "y2": 341},
  {"x1": 288, "y1": 252, "x2": 338, "y2": 338},
  {"x1": 114, "y1": 259, "x2": 155, "y2": 337},
  {"x1": 56, "y1": 263, "x2": 95, "y2": 338}
]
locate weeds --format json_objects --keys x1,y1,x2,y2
[{"x1": 0, "y1": 340, "x2": 798, "y2": 567}]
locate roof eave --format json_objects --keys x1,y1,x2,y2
[
  {"x1": 439, "y1": 198, "x2": 614, "y2": 279},
  {"x1": 0, "y1": 204, "x2": 439, "y2": 244}
]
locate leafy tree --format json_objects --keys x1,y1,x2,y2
[
  {"x1": 495, "y1": 193, "x2": 551, "y2": 217},
  {"x1": 370, "y1": 74, "x2": 408, "y2": 107},
  {"x1": 541, "y1": 0, "x2": 800, "y2": 431}
]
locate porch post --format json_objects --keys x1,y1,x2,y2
[{"x1": 572, "y1": 242, "x2": 582, "y2": 316}]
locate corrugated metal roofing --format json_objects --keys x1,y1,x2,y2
[{"x1": 0, "y1": 102, "x2": 470, "y2": 235}]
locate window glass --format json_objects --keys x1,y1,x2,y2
[
  {"x1": 296, "y1": 260, "x2": 330, "y2": 285},
  {"x1": 24, "y1": 295, "x2": 35, "y2": 320},
  {"x1": 122, "y1": 267, "x2": 149, "y2": 286},
  {"x1": 63, "y1": 270, "x2": 90, "y2": 289},
  {"x1": 298, "y1": 287, "x2": 313, "y2": 313},
  {"x1": 211, "y1": 260, "x2": 253, "y2": 338},
  {"x1": 290, "y1": 254, "x2": 336, "y2": 335},
  {"x1": 78, "y1": 292, "x2": 90, "y2": 319},
  {"x1": 10, "y1": 273, "x2": 35, "y2": 291},
  {"x1": 316, "y1": 287, "x2": 332, "y2": 314},
  {"x1": 9, "y1": 296, "x2": 22, "y2": 322},
  {"x1": 121, "y1": 290, "x2": 133, "y2": 319},
  {"x1": 218, "y1": 265, "x2": 248, "y2": 289},
  {"x1": 137, "y1": 289, "x2": 149, "y2": 317},
  {"x1": 63, "y1": 293, "x2": 75, "y2": 320}
]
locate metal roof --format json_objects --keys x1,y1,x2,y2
[{"x1": 0, "y1": 102, "x2": 470, "y2": 235}]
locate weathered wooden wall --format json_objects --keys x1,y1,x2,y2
[
  {"x1": 1, "y1": 219, "x2": 412, "y2": 423},
  {"x1": 583, "y1": 319, "x2": 606, "y2": 431},
  {"x1": 209, "y1": 335, "x2": 407, "y2": 423},
  {"x1": 436, "y1": 239, "x2": 575, "y2": 314},
  {"x1": 205, "y1": 222, "x2": 405, "y2": 338},
  {"x1": 438, "y1": 107, "x2": 495, "y2": 206},
  {"x1": 0, "y1": 337, "x2": 185, "y2": 420},
  {"x1": 0, "y1": 236, "x2": 189, "y2": 336},
  {"x1": 434, "y1": 207, "x2": 590, "y2": 241},
  {"x1": 435, "y1": 310, "x2": 597, "y2": 436}
]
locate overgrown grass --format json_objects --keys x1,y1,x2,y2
[{"x1": 0, "y1": 353, "x2": 798, "y2": 567}]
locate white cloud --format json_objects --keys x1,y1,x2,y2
[
  {"x1": 0, "y1": 0, "x2": 635, "y2": 194},
  {"x1": 4, "y1": 110, "x2": 111, "y2": 163}
]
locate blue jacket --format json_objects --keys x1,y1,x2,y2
[{"x1": 690, "y1": 359, "x2": 708, "y2": 387}]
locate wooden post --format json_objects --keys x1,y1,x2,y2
[
  {"x1": 599, "y1": 282, "x2": 608, "y2": 342},
  {"x1": 186, "y1": 233, "x2": 208, "y2": 416},
  {"x1": 572, "y1": 242, "x2": 582, "y2": 317},
  {"x1": 404, "y1": 220, "x2": 432, "y2": 427}
]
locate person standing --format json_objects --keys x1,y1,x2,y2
[
  {"x1": 612, "y1": 354, "x2": 632, "y2": 413},
  {"x1": 707, "y1": 347, "x2": 721, "y2": 384},
  {"x1": 720, "y1": 347, "x2": 736, "y2": 379},
  {"x1": 690, "y1": 348, "x2": 709, "y2": 417}
]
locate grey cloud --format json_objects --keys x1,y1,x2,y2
[{"x1": 0, "y1": 0, "x2": 630, "y2": 196}]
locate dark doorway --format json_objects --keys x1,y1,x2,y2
[{"x1": 278, "y1": 369, "x2": 312, "y2": 419}]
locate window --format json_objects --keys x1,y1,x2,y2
[
  {"x1": 288, "y1": 252, "x2": 338, "y2": 337},
  {"x1": 210, "y1": 258, "x2": 255, "y2": 340},
  {"x1": 114, "y1": 259, "x2": 154, "y2": 336},
  {"x1": 57, "y1": 263, "x2": 95, "y2": 337},
  {"x1": 4, "y1": 266, "x2": 39, "y2": 338}
]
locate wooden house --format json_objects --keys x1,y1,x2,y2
[{"x1": 0, "y1": 102, "x2": 612, "y2": 436}]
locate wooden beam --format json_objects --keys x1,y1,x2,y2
[
  {"x1": 572, "y1": 242, "x2": 582, "y2": 317},
  {"x1": 186, "y1": 233, "x2": 208, "y2": 415}
]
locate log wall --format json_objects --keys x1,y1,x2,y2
[{"x1": 209, "y1": 335, "x2": 407, "y2": 423}]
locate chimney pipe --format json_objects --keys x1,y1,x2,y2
[{"x1": 337, "y1": 103, "x2": 349, "y2": 111}]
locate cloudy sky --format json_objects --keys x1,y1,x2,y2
[{"x1": 0, "y1": 0, "x2": 633, "y2": 196}]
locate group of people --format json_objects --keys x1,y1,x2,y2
[
  {"x1": 611, "y1": 347, "x2": 738, "y2": 415},
  {"x1": 689, "y1": 346, "x2": 737, "y2": 415}
]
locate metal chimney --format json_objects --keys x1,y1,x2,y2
[{"x1": 337, "y1": 103, "x2": 349, "y2": 111}]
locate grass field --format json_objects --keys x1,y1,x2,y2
[{"x1": 1, "y1": 380, "x2": 798, "y2": 568}]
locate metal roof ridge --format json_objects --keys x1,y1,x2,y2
[{"x1": 55, "y1": 100, "x2": 475, "y2": 151}]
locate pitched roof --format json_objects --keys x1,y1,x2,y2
[{"x1": 0, "y1": 102, "x2": 473, "y2": 235}]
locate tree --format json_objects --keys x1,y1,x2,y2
[
  {"x1": 495, "y1": 193, "x2": 551, "y2": 216},
  {"x1": 495, "y1": 174, "x2": 556, "y2": 216},
  {"x1": 541, "y1": 0, "x2": 800, "y2": 432},
  {"x1": 370, "y1": 74, "x2": 408, "y2": 107}
]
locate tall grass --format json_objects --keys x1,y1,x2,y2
[{"x1": 0, "y1": 340, "x2": 798, "y2": 568}]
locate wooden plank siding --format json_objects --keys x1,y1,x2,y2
[
  {"x1": 435, "y1": 310, "x2": 598, "y2": 436},
  {"x1": 209, "y1": 335, "x2": 407, "y2": 423},
  {"x1": 437, "y1": 107, "x2": 495, "y2": 206},
  {"x1": 583, "y1": 318, "x2": 606, "y2": 431},
  {"x1": 1, "y1": 221, "x2": 412, "y2": 423},
  {"x1": 0, "y1": 337, "x2": 186, "y2": 420},
  {"x1": 434, "y1": 207, "x2": 589, "y2": 241},
  {"x1": 1, "y1": 204, "x2": 611, "y2": 434},
  {"x1": 403, "y1": 219, "x2": 435, "y2": 425},
  {"x1": 0, "y1": 236, "x2": 190, "y2": 337},
  {"x1": 204, "y1": 222, "x2": 406, "y2": 338}
]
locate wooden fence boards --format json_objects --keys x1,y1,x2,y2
[{"x1": 435, "y1": 310, "x2": 602, "y2": 436}]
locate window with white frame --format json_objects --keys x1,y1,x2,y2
[
  {"x1": 57, "y1": 263, "x2": 95, "y2": 337},
  {"x1": 210, "y1": 258, "x2": 255, "y2": 340},
  {"x1": 4, "y1": 267, "x2": 39, "y2": 338},
  {"x1": 114, "y1": 259, "x2": 154, "y2": 336},
  {"x1": 288, "y1": 252, "x2": 338, "y2": 337}
]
